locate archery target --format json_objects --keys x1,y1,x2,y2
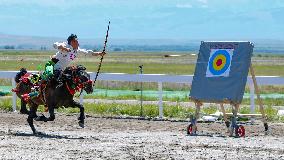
[{"x1": 206, "y1": 49, "x2": 233, "y2": 77}]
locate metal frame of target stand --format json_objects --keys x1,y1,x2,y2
[
  {"x1": 189, "y1": 43, "x2": 268, "y2": 137},
  {"x1": 189, "y1": 64, "x2": 268, "y2": 137}
]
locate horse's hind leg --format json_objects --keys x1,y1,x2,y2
[
  {"x1": 47, "y1": 107, "x2": 55, "y2": 121},
  {"x1": 71, "y1": 100, "x2": 85, "y2": 128},
  {"x1": 35, "y1": 106, "x2": 55, "y2": 122}
]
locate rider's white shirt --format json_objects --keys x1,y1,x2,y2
[{"x1": 53, "y1": 42, "x2": 94, "y2": 70}]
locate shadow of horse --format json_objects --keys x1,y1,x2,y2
[{"x1": 13, "y1": 131, "x2": 85, "y2": 139}]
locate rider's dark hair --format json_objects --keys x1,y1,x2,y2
[{"x1": 67, "y1": 34, "x2": 77, "y2": 45}]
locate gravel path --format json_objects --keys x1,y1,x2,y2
[{"x1": 0, "y1": 111, "x2": 284, "y2": 160}]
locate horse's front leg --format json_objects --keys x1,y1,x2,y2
[
  {"x1": 20, "y1": 99, "x2": 29, "y2": 114},
  {"x1": 71, "y1": 100, "x2": 85, "y2": 128},
  {"x1": 27, "y1": 105, "x2": 38, "y2": 134}
]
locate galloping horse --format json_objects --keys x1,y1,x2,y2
[{"x1": 13, "y1": 65, "x2": 93, "y2": 134}]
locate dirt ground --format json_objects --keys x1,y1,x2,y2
[{"x1": 0, "y1": 111, "x2": 284, "y2": 160}]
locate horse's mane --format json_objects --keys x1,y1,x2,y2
[
  {"x1": 63, "y1": 65, "x2": 89, "y2": 84},
  {"x1": 65, "y1": 65, "x2": 86, "y2": 71}
]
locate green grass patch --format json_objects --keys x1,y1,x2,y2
[
  {"x1": 1, "y1": 98, "x2": 284, "y2": 122},
  {"x1": 241, "y1": 98, "x2": 284, "y2": 106},
  {"x1": 0, "y1": 99, "x2": 15, "y2": 111}
]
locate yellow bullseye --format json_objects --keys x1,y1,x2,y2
[{"x1": 213, "y1": 54, "x2": 226, "y2": 71}]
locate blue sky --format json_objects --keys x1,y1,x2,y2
[{"x1": 0, "y1": 0, "x2": 284, "y2": 40}]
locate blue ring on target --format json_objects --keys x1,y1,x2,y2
[{"x1": 208, "y1": 50, "x2": 231, "y2": 75}]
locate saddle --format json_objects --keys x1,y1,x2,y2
[{"x1": 13, "y1": 65, "x2": 89, "y2": 101}]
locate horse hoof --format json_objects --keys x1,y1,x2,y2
[
  {"x1": 20, "y1": 109, "x2": 29, "y2": 114},
  {"x1": 35, "y1": 115, "x2": 47, "y2": 122},
  {"x1": 78, "y1": 122, "x2": 84, "y2": 128}
]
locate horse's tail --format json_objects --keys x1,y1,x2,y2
[{"x1": 15, "y1": 68, "x2": 27, "y2": 83}]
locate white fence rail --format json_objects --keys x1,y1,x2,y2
[{"x1": 1, "y1": 71, "x2": 284, "y2": 118}]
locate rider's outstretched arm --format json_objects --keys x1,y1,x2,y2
[{"x1": 77, "y1": 48, "x2": 106, "y2": 56}]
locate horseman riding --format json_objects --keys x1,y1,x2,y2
[
  {"x1": 51, "y1": 34, "x2": 105, "y2": 88},
  {"x1": 12, "y1": 30, "x2": 109, "y2": 134}
]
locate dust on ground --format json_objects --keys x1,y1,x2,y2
[{"x1": 0, "y1": 111, "x2": 284, "y2": 160}]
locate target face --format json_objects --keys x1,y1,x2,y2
[{"x1": 206, "y1": 49, "x2": 233, "y2": 77}]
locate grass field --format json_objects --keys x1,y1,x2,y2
[
  {"x1": 0, "y1": 50, "x2": 284, "y2": 75},
  {"x1": 0, "y1": 50, "x2": 284, "y2": 118}
]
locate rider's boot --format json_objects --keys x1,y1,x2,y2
[{"x1": 54, "y1": 70, "x2": 63, "y2": 88}]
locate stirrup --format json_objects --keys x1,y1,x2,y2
[{"x1": 56, "y1": 82, "x2": 63, "y2": 88}]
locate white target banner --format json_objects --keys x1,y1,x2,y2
[{"x1": 206, "y1": 49, "x2": 234, "y2": 77}]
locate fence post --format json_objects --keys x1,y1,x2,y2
[
  {"x1": 80, "y1": 92, "x2": 84, "y2": 105},
  {"x1": 11, "y1": 78, "x2": 17, "y2": 112},
  {"x1": 158, "y1": 82, "x2": 163, "y2": 118},
  {"x1": 139, "y1": 65, "x2": 143, "y2": 117}
]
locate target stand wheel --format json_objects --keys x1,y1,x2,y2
[
  {"x1": 187, "y1": 124, "x2": 197, "y2": 135},
  {"x1": 264, "y1": 123, "x2": 269, "y2": 135},
  {"x1": 235, "y1": 125, "x2": 245, "y2": 137},
  {"x1": 187, "y1": 124, "x2": 192, "y2": 135}
]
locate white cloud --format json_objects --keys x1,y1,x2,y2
[
  {"x1": 197, "y1": 0, "x2": 208, "y2": 8},
  {"x1": 201, "y1": 4, "x2": 208, "y2": 8},
  {"x1": 176, "y1": 3, "x2": 193, "y2": 8},
  {"x1": 197, "y1": 0, "x2": 208, "y2": 4},
  {"x1": 0, "y1": 0, "x2": 101, "y2": 8}
]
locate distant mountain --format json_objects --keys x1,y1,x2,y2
[
  {"x1": 0, "y1": 33, "x2": 283, "y2": 54},
  {"x1": 0, "y1": 33, "x2": 200, "y2": 45},
  {"x1": 0, "y1": 34, "x2": 64, "y2": 49}
]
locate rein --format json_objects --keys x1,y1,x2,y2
[
  {"x1": 65, "y1": 82, "x2": 76, "y2": 95},
  {"x1": 66, "y1": 75, "x2": 92, "y2": 96}
]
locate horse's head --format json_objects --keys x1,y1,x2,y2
[
  {"x1": 63, "y1": 65, "x2": 93, "y2": 94},
  {"x1": 75, "y1": 65, "x2": 93, "y2": 94},
  {"x1": 15, "y1": 68, "x2": 27, "y2": 83},
  {"x1": 79, "y1": 74, "x2": 93, "y2": 94},
  {"x1": 13, "y1": 68, "x2": 32, "y2": 95}
]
